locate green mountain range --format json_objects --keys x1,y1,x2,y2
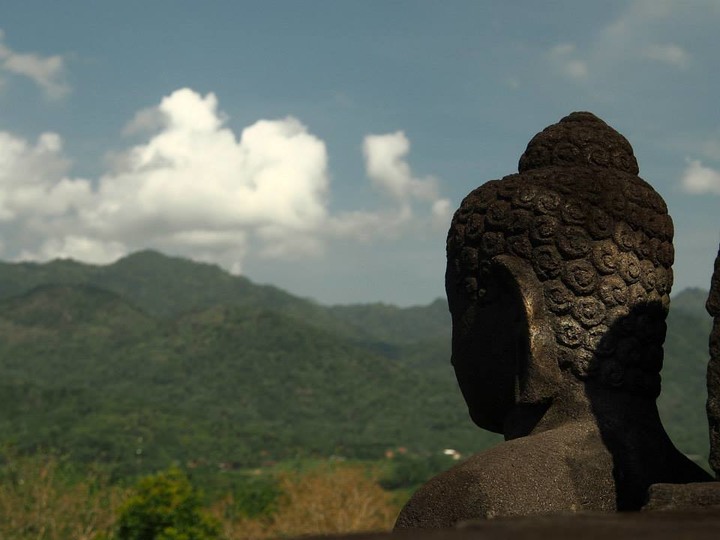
[{"x1": 0, "y1": 251, "x2": 713, "y2": 475}]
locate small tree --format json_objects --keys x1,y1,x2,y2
[{"x1": 116, "y1": 466, "x2": 220, "y2": 540}]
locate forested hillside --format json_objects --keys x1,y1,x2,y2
[
  {"x1": 0, "y1": 251, "x2": 713, "y2": 476},
  {"x1": 659, "y1": 287, "x2": 714, "y2": 458},
  {"x1": 0, "y1": 251, "x2": 450, "y2": 344}
]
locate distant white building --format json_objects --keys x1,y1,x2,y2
[{"x1": 443, "y1": 448, "x2": 461, "y2": 460}]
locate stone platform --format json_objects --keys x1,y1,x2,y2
[{"x1": 303, "y1": 506, "x2": 720, "y2": 540}]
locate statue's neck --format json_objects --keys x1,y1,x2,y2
[{"x1": 503, "y1": 382, "x2": 666, "y2": 442}]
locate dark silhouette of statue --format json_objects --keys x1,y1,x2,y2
[
  {"x1": 395, "y1": 112, "x2": 712, "y2": 529},
  {"x1": 708, "y1": 243, "x2": 720, "y2": 478}
]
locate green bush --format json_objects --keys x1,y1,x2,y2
[
  {"x1": 232, "y1": 475, "x2": 282, "y2": 519},
  {"x1": 116, "y1": 467, "x2": 220, "y2": 540}
]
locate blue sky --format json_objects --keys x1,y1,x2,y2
[{"x1": 0, "y1": 1, "x2": 719, "y2": 306}]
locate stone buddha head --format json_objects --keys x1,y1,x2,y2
[{"x1": 446, "y1": 112, "x2": 674, "y2": 433}]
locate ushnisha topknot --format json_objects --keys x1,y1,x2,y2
[
  {"x1": 446, "y1": 111, "x2": 673, "y2": 397},
  {"x1": 518, "y1": 111, "x2": 639, "y2": 175}
]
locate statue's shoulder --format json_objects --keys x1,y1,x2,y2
[
  {"x1": 393, "y1": 451, "x2": 495, "y2": 528},
  {"x1": 395, "y1": 426, "x2": 615, "y2": 529}
]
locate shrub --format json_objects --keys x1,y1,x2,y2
[
  {"x1": 116, "y1": 467, "x2": 220, "y2": 540},
  {"x1": 272, "y1": 465, "x2": 398, "y2": 535},
  {"x1": 231, "y1": 475, "x2": 281, "y2": 519},
  {"x1": 212, "y1": 464, "x2": 400, "y2": 539}
]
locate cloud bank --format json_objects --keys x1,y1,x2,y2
[{"x1": 0, "y1": 88, "x2": 450, "y2": 272}]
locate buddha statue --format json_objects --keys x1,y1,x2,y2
[
  {"x1": 708, "y1": 244, "x2": 720, "y2": 478},
  {"x1": 395, "y1": 112, "x2": 712, "y2": 528}
]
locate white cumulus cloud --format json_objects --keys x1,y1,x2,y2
[
  {"x1": 681, "y1": 160, "x2": 720, "y2": 195},
  {"x1": 85, "y1": 89, "x2": 330, "y2": 237},
  {"x1": 363, "y1": 131, "x2": 439, "y2": 201},
  {"x1": 0, "y1": 29, "x2": 69, "y2": 99},
  {"x1": 122, "y1": 106, "x2": 166, "y2": 136},
  {"x1": 431, "y1": 199, "x2": 453, "y2": 229},
  {"x1": 0, "y1": 131, "x2": 91, "y2": 221},
  {"x1": 0, "y1": 88, "x2": 450, "y2": 272}
]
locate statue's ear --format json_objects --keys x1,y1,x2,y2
[{"x1": 493, "y1": 255, "x2": 561, "y2": 405}]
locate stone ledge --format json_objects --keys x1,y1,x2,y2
[
  {"x1": 300, "y1": 506, "x2": 720, "y2": 540},
  {"x1": 644, "y1": 482, "x2": 720, "y2": 511}
]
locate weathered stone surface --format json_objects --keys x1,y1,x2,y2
[
  {"x1": 395, "y1": 112, "x2": 711, "y2": 529},
  {"x1": 644, "y1": 482, "x2": 720, "y2": 511},
  {"x1": 708, "y1": 243, "x2": 720, "y2": 478},
  {"x1": 304, "y1": 508, "x2": 720, "y2": 540}
]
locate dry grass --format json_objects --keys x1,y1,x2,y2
[
  {"x1": 0, "y1": 452, "x2": 127, "y2": 540},
  {"x1": 0, "y1": 455, "x2": 402, "y2": 540},
  {"x1": 212, "y1": 464, "x2": 402, "y2": 539}
]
